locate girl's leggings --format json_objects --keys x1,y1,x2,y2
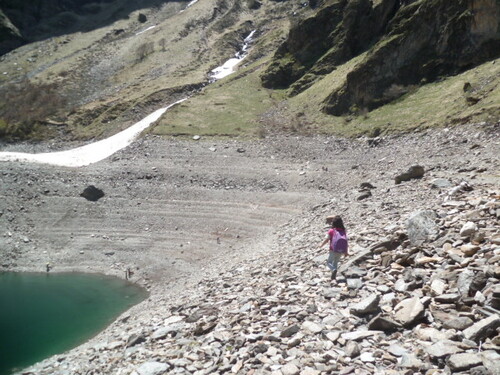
[{"x1": 327, "y1": 251, "x2": 343, "y2": 271}]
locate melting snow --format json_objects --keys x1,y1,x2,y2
[
  {"x1": 209, "y1": 30, "x2": 256, "y2": 81},
  {"x1": 135, "y1": 26, "x2": 156, "y2": 36},
  {"x1": 0, "y1": 99, "x2": 186, "y2": 167}
]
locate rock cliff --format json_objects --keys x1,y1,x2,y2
[{"x1": 261, "y1": 0, "x2": 500, "y2": 115}]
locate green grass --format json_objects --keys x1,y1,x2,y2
[
  {"x1": 151, "y1": 62, "x2": 277, "y2": 138},
  {"x1": 287, "y1": 57, "x2": 500, "y2": 137}
]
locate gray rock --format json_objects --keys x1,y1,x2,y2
[
  {"x1": 360, "y1": 352, "x2": 375, "y2": 362},
  {"x1": 301, "y1": 321, "x2": 323, "y2": 334},
  {"x1": 481, "y1": 350, "x2": 500, "y2": 375},
  {"x1": 406, "y1": 210, "x2": 439, "y2": 246},
  {"x1": 463, "y1": 315, "x2": 500, "y2": 343},
  {"x1": 343, "y1": 266, "x2": 367, "y2": 278},
  {"x1": 280, "y1": 325, "x2": 300, "y2": 338},
  {"x1": 394, "y1": 279, "x2": 408, "y2": 292},
  {"x1": 430, "y1": 278, "x2": 447, "y2": 296},
  {"x1": 126, "y1": 333, "x2": 146, "y2": 347},
  {"x1": 395, "y1": 165, "x2": 425, "y2": 184},
  {"x1": 447, "y1": 353, "x2": 483, "y2": 371},
  {"x1": 136, "y1": 361, "x2": 170, "y2": 375},
  {"x1": 367, "y1": 314, "x2": 402, "y2": 332},
  {"x1": 281, "y1": 363, "x2": 300, "y2": 375},
  {"x1": 344, "y1": 341, "x2": 360, "y2": 358},
  {"x1": 460, "y1": 221, "x2": 478, "y2": 237},
  {"x1": 399, "y1": 353, "x2": 425, "y2": 369},
  {"x1": 424, "y1": 340, "x2": 463, "y2": 358},
  {"x1": 388, "y1": 344, "x2": 408, "y2": 357},
  {"x1": 442, "y1": 316, "x2": 474, "y2": 330},
  {"x1": 322, "y1": 287, "x2": 341, "y2": 298},
  {"x1": 430, "y1": 178, "x2": 452, "y2": 189},
  {"x1": 393, "y1": 297, "x2": 425, "y2": 327},
  {"x1": 434, "y1": 293, "x2": 460, "y2": 303},
  {"x1": 341, "y1": 330, "x2": 383, "y2": 341},
  {"x1": 357, "y1": 190, "x2": 372, "y2": 200},
  {"x1": 350, "y1": 294, "x2": 380, "y2": 316},
  {"x1": 346, "y1": 278, "x2": 363, "y2": 290},
  {"x1": 80, "y1": 185, "x2": 104, "y2": 201},
  {"x1": 457, "y1": 269, "x2": 476, "y2": 298}
]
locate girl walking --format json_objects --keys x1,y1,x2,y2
[{"x1": 319, "y1": 215, "x2": 349, "y2": 280}]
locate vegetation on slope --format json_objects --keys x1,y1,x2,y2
[{"x1": 0, "y1": 0, "x2": 498, "y2": 142}]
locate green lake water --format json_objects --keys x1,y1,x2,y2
[{"x1": 0, "y1": 272, "x2": 148, "y2": 375}]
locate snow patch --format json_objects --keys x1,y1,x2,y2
[
  {"x1": 209, "y1": 30, "x2": 256, "y2": 81},
  {"x1": 135, "y1": 25, "x2": 156, "y2": 36},
  {"x1": 0, "y1": 99, "x2": 186, "y2": 168}
]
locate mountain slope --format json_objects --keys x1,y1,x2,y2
[{"x1": 0, "y1": 0, "x2": 499, "y2": 142}]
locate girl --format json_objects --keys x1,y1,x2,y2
[{"x1": 318, "y1": 215, "x2": 349, "y2": 280}]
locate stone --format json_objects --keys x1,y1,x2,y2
[
  {"x1": 460, "y1": 221, "x2": 478, "y2": 237},
  {"x1": 343, "y1": 266, "x2": 367, "y2": 278},
  {"x1": 344, "y1": 341, "x2": 360, "y2": 358},
  {"x1": 282, "y1": 363, "x2": 300, "y2": 375},
  {"x1": 447, "y1": 353, "x2": 483, "y2": 371},
  {"x1": 424, "y1": 340, "x2": 463, "y2": 358},
  {"x1": 136, "y1": 361, "x2": 170, "y2": 375},
  {"x1": 301, "y1": 321, "x2": 323, "y2": 334},
  {"x1": 280, "y1": 325, "x2": 300, "y2": 338},
  {"x1": 367, "y1": 314, "x2": 402, "y2": 332},
  {"x1": 357, "y1": 190, "x2": 372, "y2": 200},
  {"x1": 394, "y1": 278, "x2": 408, "y2": 292},
  {"x1": 322, "y1": 287, "x2": 341, "y2": 298},
  {"x1": 300, "y1": 368, "x2": 320, "y2": 375},
  {"x1": 463, "y1": 315, "x2": 500, "y2": 343},
  {"x1": 346, "y1": 278, "x2": 363, "y2": 290},
  {"x1": 395, "y1": 165, "x2": 425, "y2": 184},
  {"x1": 393, "y1": 297, "x2": 425, "y2": 327},
  {"x1": 399, "y1": 353, "x2": 425, "y2": 369},
  {"x1": 430, "y1": 178, "x2": 452, "y2": 189},
  {"x1": 460, "y1": 244, "x2": 480, "y2": 256},
  {"x1": 126, "y1": 333, "x2": 146, "y2": 347},
  {"x1": 430, "y1": 279, "x2": 447, "y2": 296},
  {"x1": 137, "y1": 13, "x2": 147, "y2": 23},
  {"x1": 406, "y1": 210, "x2": 439, "y2": 246},
  {"x1": 341, "y1": 330, "x2": 383, "y2": 341},
  {"x1": 80, "y1": 185, "x2": 105, "y2": 201},
  {"x1": 442, "y1": 316, "x2": 474, "y2": 330},
  {"x1": 387, "y1": 344, "x2": 408, "y2": 357},
  {"x1": 434, "y1": 293, "x2": 460, "y2": 303},
  {"x1": 481, "y1": 351, "x2": 500, "y2": 375},
  {"x1": 350, "y1": 294, "x2": 380, "y2": 316},
  {"x1": 360, "y1": 352, "x2": 375, "y2": 362}
]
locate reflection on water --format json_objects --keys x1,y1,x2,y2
[{"x1": 0, "y1": 272, "x2": 147, "y2": 375}]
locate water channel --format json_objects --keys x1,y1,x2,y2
[{"x1": 0, "y1": 272, "x2": 148, "y2": 375}]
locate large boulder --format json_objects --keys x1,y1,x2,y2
[{"x1": 80, "y1": 185, "x2": 105, "y2": 201}]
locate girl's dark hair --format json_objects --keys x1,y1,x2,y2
[{"x1": 330, "y1": 215, "x2": 345, "y2": 230}]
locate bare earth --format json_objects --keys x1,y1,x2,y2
[{"x1": 0, "y1": 122, "x2": 499, "y2": 373}]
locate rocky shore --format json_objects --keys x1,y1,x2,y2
[{"x1": 2, "y1": 122, "x2": 499, "y2": 375}]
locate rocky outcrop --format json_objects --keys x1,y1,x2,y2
[
  {"x1": 261, "y1": 0, "x2": 500, "y2": 114},
  {"x1": 322, "y1": 0, "x2": 500, "y2": 115},
  {"x1": 0, "y1": 9, "x2": 23, "y2": 54},
  {"x1": 261, "y1": 0, "x2": 398, "y2": 91}
]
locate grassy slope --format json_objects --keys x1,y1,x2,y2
[
  {"x1": 0, "y1": 0, "x2": 498, "y2": 142},
  {"x1": 153, "y1": 53, "x2": 499, "y2": 139}
]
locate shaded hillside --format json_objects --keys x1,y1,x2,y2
[
  {"x1": 262, "y1": 0, "x2": 500, "y2": 115},
  {"x1": 0, "y1": 0, "x2": 172, "y2": 55}
]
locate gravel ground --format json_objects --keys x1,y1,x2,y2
[{"x1": 0, "y1": 122, "x2": 499, "y2": 373}]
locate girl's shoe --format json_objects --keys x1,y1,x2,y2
[{"x1": 331, "y1": 270, "x2": 337, "y2": 280}]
